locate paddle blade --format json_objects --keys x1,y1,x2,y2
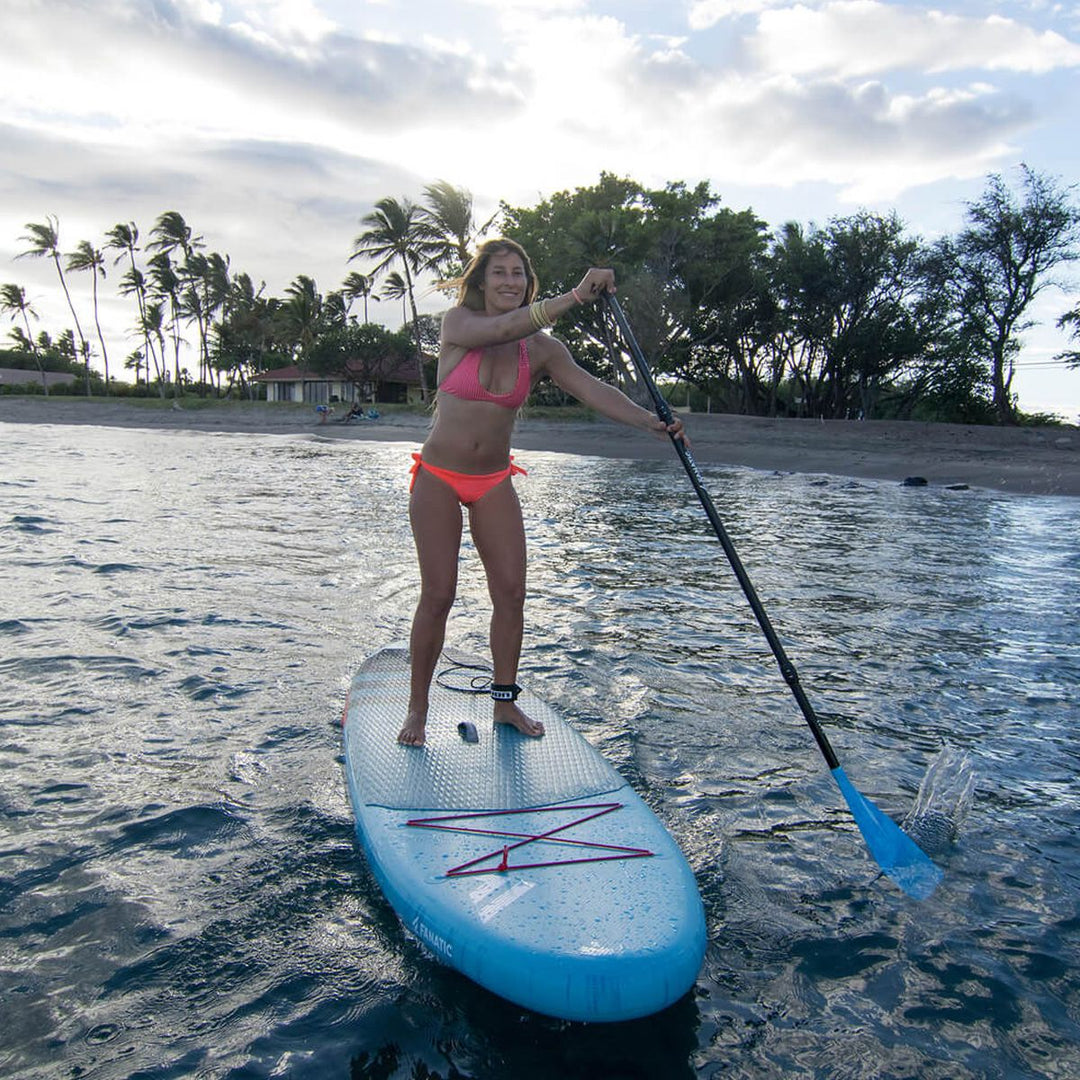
[{"x1": 831, "y1": 767, "x2": 944, "y2": 900}]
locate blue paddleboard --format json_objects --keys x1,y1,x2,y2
[{"x1": 341, "y1": 646, "x2": 706, "y2": 1022}]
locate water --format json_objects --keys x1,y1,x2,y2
[{"x1": 1, "y1": 422, "x2": 1077, "y2": 1079}]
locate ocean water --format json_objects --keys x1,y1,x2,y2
[{"x1": 0, "y1": 422, "x2": 1077, "y2": 1080}]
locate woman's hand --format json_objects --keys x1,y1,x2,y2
[
  {"x1": 652, "y1": 414, "x2": 691, "y2": 447},
  {"x1": 573, "y1": 268, "x2": 616, "y2": 302}
]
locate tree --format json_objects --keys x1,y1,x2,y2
[
  {"x1": 351, "y1": 197, "x2": 439, "y2": 400},
  {"x1": 420, "y1": 179, "x2": 496, "y2": 279},
  {"x1": 66, "y1": 240, "x2": 111, "y2": 394},
  {"x1": 503, "y1": 174, "x2": 774, "y2": 411},
  {"x1": 17, "y1": 216, "x2": 92, "y2": 394},
  {"x1": 0, "y1": 283, "x2": 48, "y2": 394},
  {"x1": 946, "y1": 166, "x2": 1080, "y2": 424},
  {"x1": 379, "y1": 271, "x2": 409, "y2": 323},
  {"x1": 768, "y1": 212, "x2": 925, "y2": 418},
  {"x1": 307, "y1": 321, "x2": 412, "y2": 401},
  {"x1": 106, "y1": 222, "x2": 158, "y2": 393},
  {"x1": 148, "y1": 211, "x2": 204, "y2": 393},
  {"x1": 1055, "y1": 304, "x2": 1080, "y2": 371},
  {"x1": 146, "y1": 251, "x2": 183, "y2": 395},
  {"x1": 280, "y1": 274, "x2": 324, "y2": 360},
  {"x1": 342, "y1": 271, "x2": 377, "y2": 323}
]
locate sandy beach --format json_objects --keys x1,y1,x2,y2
[{"x1": 2, "y1": 396, "x2": 1077, "y2": 496}]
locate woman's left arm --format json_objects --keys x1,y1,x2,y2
[{"x1": 540, "y1": 339, "x2": 688, "y2": 443}]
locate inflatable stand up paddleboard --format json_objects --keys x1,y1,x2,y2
[{"x1": 342, "y1": 647, "x2": 706, "y2": 1022}]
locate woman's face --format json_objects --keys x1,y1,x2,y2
[{"x1": 481, "y1": 251, "x2": 529, "y2": 313}]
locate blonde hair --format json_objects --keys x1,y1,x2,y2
[{"x1": 447, "y1": 238, "x2": 539, "y2": 311}]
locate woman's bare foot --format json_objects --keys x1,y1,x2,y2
[
  {"x1": 398, "y1": 708, "x2": 427, "y2": 747},
  {"x1": 493, "y1": 701, "x2": 544, "y2": 738}
]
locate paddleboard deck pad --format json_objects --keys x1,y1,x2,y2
[{"x1": 342, "y1": 647, "x2": 706, "y2": 1022}]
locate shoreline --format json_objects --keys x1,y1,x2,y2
[{"x1": 2, "y1": 396, "x2": 1078, "y2": 497}]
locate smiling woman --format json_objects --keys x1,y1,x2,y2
[{"x1": 398, "y1": 237, "x2": 687, "y2": 749}]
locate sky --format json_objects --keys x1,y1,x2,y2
[{"x1": 1, "y1": 0, "x2": 1079, "y2": 418}]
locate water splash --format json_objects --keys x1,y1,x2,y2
[{"x1": 903, "y1": 745, "x2": 976, "y2": 856}]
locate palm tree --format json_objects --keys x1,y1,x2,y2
[
  {"x1": 421, "y1": 179, "x2": 495, "y2": 277},
  {"x1": 1, "y1": 283, "x2": 48, "y2": 395},
  {"x1": 342, "y1": 271, "x2": 377, "y2": 323},
  {"x1": 106, "y1": 222, "x2": 156, "y2": 393},
  {"x1": 351, "y1": 197, "x2": 439, "y2": 399},
  {"x1": 380, "y1": 271, "x2": 409, "y2": 324},
  {"x1": 148, "y1": 210, "x2": 203, "y2": 263},
  {"x1": 17, "y1": 216, "x2": 92, "y2": 395},
  {"x1": 66, "y1": 240, "x2": 111, "y2": 394},
  {"x1": 147, "y1": 250, "x2": 184, "y2": 395},
  {"x1": 148, "y1": 211, "x2": 203, "y2": 394},
  {"x1": 139, "y1": 301, "x2": 169, "y2": 390},
  {"x1": 281, "y1": 274, "x2": 323, "y2": 360}
]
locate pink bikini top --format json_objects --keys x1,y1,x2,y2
[{"x1": 438, "y1": 339, "x2": 531, "y2": 409}]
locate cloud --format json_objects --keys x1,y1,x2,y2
[
  {"x1": 0, "y1": 0, "x2": 526, "y2": 151},
  {"x1": 748, "y1": 2, "x2": 1080, "y2": 77},
  {"x1": 697, "y1": 77, "x2": 1034, "y2": 201},
  {"x1": 689, "y1": 0, "x2": 781, "y2": 29},
  {"x1": 1, "y1": 0, "x2": 1075, "y2": 359}
]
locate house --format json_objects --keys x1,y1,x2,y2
[{"x1": 256, "y1": 354, "x2": 425, "y2": 406}]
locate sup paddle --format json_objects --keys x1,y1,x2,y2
[{"x1": 601, "y1": 292, "x2": 943, "y2": 900}]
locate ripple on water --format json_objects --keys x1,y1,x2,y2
[{"x1": 0, "y1": 426, "x2": 1078, "y2": 1079}]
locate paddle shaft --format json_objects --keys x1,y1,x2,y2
[{"x1": 602, "y1": 294, "x2": 840, "y2": 771}]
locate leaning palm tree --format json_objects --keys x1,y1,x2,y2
[
  {"x1": 281, "y1": 274, "x2": 324, "y2": 360},
  {"x1": 379, "y1": 271, "x2": 410, "y2": 324},
  {"x1": 66, "y1": 240, "x2": 111, "y2": 394},
  {"x1": 148, "y1": 210, "x2": 203, "y2": 263},
  {"x1": 17, "y1": 216, "x2": 92, "y2": 395},
  {"x1": 342, "y1": 271, "x2": 377, "y2": 323},
  {"x1": 1, "y1": 283, "x2": 48, "y2": 395},
  {"x1": 147, "y1": 250, "x2": 184, "y2": 395},
  {"x1": 148, "y1": 212, "x2": 203, "y2": 394},
  {"x1": 420, "y1": 179, "x2": 496, "y2": 278},
  {"x1": 350, "y1": 197, "x2": 439, "y2": 399},
  {"x1": 106, "y1": 222, "x2": 155, "y2": 392},
  {"x1": 117, "y1": 265, "x2": 158, "y2": 391},
  {"x1": 139, "y1": 300, "x2": 169, "y2": 392}
]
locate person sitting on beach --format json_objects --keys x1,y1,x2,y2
[{"x1": 399, "y1": 238, "x2": 686, "y2": 747}]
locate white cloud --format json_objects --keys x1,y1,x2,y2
[
  {"x1": 749, "y1": 2, "x2": 1080, "y2": 77},
  {"x1": 688, "y1": 0, "x2": 783, "y2": 30},
  {"x1": 2, "y1": 0, "x2": 1078, "y2": 410}
]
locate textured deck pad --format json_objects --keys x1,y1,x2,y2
[{"x1": 343, "y1": 648, "x2": 624, "y2": 811}]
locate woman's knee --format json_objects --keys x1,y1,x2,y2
[
  {"x1": 417, "y1": 584, "x2": 456, "y2": 623},
  {"x1": 489, "y1": 576, "x2": 526, "y2": 613}
]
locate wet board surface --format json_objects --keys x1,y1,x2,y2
[{"x1": 341, "y1": 646, "x2": 706, "y2": 1023}]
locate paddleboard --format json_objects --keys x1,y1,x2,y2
[{"x1": 341, "y1": 646, "x2": 706, "y2": 1023}]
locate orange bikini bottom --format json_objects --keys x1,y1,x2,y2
[{"x1": 409, "y1": 452, "x2": 527, "y2": 506}]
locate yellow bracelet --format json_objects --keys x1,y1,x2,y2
[{"x1": 529, "y1": 300, "x2": 555, "y2": 331}]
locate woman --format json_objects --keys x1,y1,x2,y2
[{"x1": 399, "y1": 238, "x2": 685, "y2": 747}]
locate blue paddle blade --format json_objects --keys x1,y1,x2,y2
[{"x1": 831, "y1": 767, "x2": 944, "y2": 900}]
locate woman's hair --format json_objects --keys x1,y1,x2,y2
[{"x1": 448, "y1": 238, "x2": 539, "y2": 311}]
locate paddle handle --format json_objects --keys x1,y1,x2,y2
[{"x1": 602, "y1": 293, "x2": 840, "y2": 771}]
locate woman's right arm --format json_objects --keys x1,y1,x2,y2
[{"x1": 440, "y1": 268, "x2": 616, "y2": 349}]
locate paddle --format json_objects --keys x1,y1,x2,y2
[{"x1": 601, "y1": 293, "x2": 943, "y2": 900}]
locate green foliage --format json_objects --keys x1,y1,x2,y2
[
  {"x1": 307, "y1": 321, "x2": 412, "y2": 382},
  {"x1": 7, "y1": 168, "x2": 1078, "y2": 424}
]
